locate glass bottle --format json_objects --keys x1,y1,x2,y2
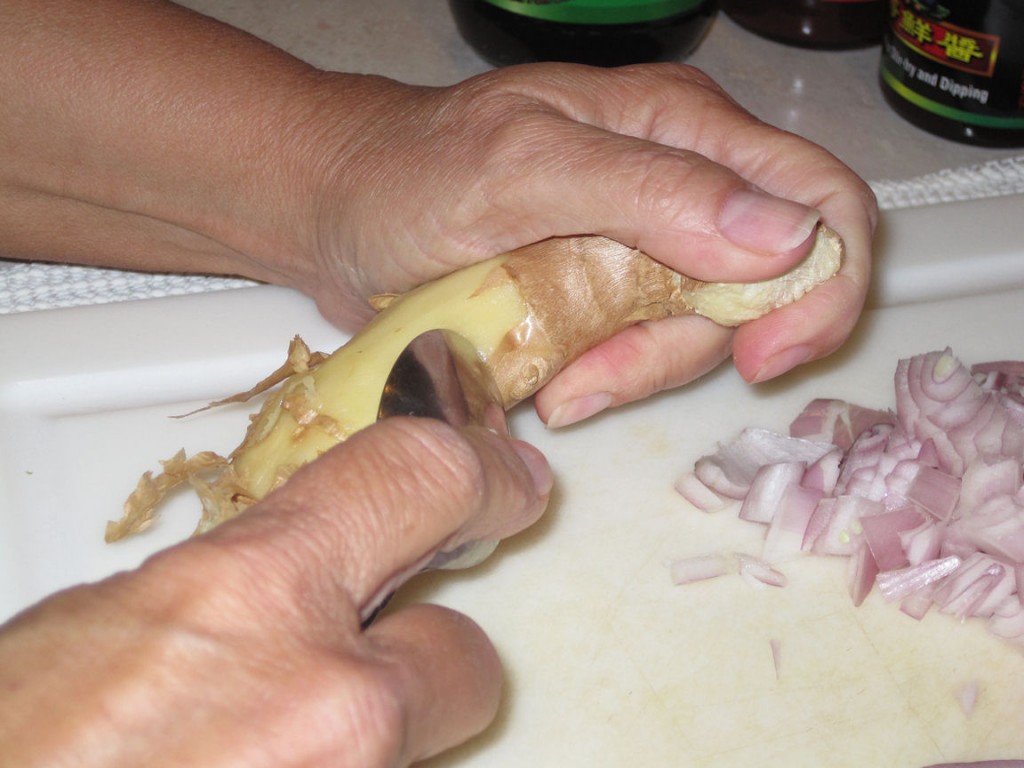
[
  {"x1": 720, "y1": 0, "x2": 885, "y2": 49},
  {"x1": 879, "y1": 0, "x2": 1024, "y2": 147},
  {"x1": 448, "y1": 0, "x2": 718, "y2": 68}
]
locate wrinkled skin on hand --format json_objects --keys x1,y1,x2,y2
[
  {"x1": 1, "y1": 1, "x2": 875, "y2": 428},
  {"x1": 299, "y1": 64, "x2": 877, "y2": 424},
  {"x1": 0, "y1": 419, "x2": 552, "y2": 768}
]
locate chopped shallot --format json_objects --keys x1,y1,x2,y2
[
  {"x1": 673, "y1": 349, "x2": 1024, "y2": 650},
  {"x1": 669, "y1": 553, "x2": 733, "y2": 586},
  {"x1": 955, "y1": 680, "x2": 979, "y2": 718},
  {"x1": 668, "y1": 552, "x2": 786, "y2": 589},
  {"x1": 737, "y1": 553, "x2": 787, "y2": 588},
  {"x1": 769, "y1": 638, "x2": 782, "y2": 679},
  {"x1": 875, "y1": 556, "x2": 961, "y2": 601}
]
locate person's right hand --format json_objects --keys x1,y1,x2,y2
[{"x1": 0, "y1": 417, "x2": 552, "y2": 767}]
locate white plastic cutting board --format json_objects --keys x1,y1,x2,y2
[
  {"x1": 1, "y1": 203, "x2": 1023, "y2": 767},
  {"x1": 413, "y1": 287, "x2": 1024, "y2": 768}
]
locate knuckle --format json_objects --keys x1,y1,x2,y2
[
  {"x1": 615, "y1": 322, "x2": 673, "y2": 396},
  {"x1": 615, "y1": 63, "x2": 731, "y2": 113},
  {"x1": 384, "y1": 418, "x2": 541, "y2": 541},
  {"x1": 314, "y1": 660, "x2": 407, "y2": 768},
  {"x1": 422, "y1": 77, "x2": 566, "y2": 241},
  {"x1": 630, "y1": 148, "x2": 705, "y2": 225},
  {"x1": 386, "y1": 418, "x2": 488, "y2": 511},
  {"x1": 624, "y1": 61, "x2": 721, "y2": 90}
]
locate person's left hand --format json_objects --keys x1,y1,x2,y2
[
  {"x1": 1, "y1": 1, "x2": 876, "y2": 429},
  {"x1": 294, "y1": 64, "x2": 876, "y2": 427}
]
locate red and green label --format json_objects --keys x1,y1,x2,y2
[
  {"x1": 891, "y1": 3, "x2": 1000, "y2": 77},
  {"x1": 881, "y1": 0, "x2": 1024, "y2": 130},
  {"x1": 478, "y1": 0, "x2": 705, "y2": 25}
]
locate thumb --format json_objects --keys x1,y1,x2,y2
[{"x1": 486, "y1": 116, "x2": 821, "y2": 284}]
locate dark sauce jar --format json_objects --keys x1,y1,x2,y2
[
  {"x1": 720, "y1": 0, "x2": 885, "y2": 49},
  {"x1": 448, "y1": 0, "x2": 718, "y2": 68},
  {"x1": 879, "y1": 0, "x2": 1024, "y2": 147}
]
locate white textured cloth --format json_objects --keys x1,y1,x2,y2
[
  {"x1": 869, "y1": 154, "x2": 1024, "y2": 210},
  {"x1": 2, "y1": 154, "x2": 1023, "y2": 314},
  {"x1": 0, "y1": 263, "x2": 256, "y2": 314}
]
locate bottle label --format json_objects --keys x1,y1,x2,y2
[
  {"x1": 479, "y1": 0, "x2": 705, "y2": 25},
  {"x1": 880, "y1": 0, "x2": 1024, "y2": 130}
]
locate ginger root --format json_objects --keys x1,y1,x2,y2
[{"x1": 109, "y1": 229, "x2": 843, "y2": 541}]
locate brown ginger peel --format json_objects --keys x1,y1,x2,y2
[{"x1": 110, "y1": 228, "x2": 843, "y2": 540}]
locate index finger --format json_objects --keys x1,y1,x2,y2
[{"x1": 205, "y1": 417, "x2": 551, "y2": 624}]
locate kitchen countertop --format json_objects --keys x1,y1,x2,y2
[{"x1": 177, "y1": 0, "x2": 1022, "y2": 184}]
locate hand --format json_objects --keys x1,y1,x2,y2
[
  {"x1": 0, "y1": 418, "x2": 552, "y2": 767},
  {"x1": 0, "y1": 0, "x2": 876, "y2": 427},
  {"x1": 298, "y1": 64, "x2": 877, "y2": 425}
]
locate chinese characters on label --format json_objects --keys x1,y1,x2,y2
[{"x1": 892, "y1": 1, "x2": 998, "y2": 77}]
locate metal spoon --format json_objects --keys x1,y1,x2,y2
[
  {"x1": 378, "y1": 330, "x2": 509, "y2": 572},
  {"x1": 377, "y1": 328, "x2": 509, "y2": 439},
  {"x1": 364, "y1": 330, "x2": 509, "y2": 626}
]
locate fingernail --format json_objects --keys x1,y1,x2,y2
[
  {"x1": 719, "y1": 189, "x2": 820, "y2": 255},
  {"x1": 752, "y1": 345, "x2": 813, "y2": 383},
  {"x1": 510, "y1": 440, "x2": 554, "y2": 497},
  {"x1": 545, "y1": 392, "x2": 614, "y2": 430}
]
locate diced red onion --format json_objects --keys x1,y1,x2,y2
[
  {"x1": 900, "y1": 587, "x2": 935, "y2": 621},
  {"x1": 737, "y1": 553, "x2": 787, "y2": 588},
  {"x1": 789, "y1": 398, "x2": 893, "y2": 450},
  {"x1": 802, "y1": 497, "x2": 835, "y2": 552},
  {"x1": 958, "y1": 456, "x2": 1021, "y2": 513},
  {"x1": 811, "y1": 495, "x2": 881, "y2": 557},
  {"x1": 955, "y1": 680, "x2": 979, "y2": 718},
  {"x1": 769, "y1": 638, "x2": 782, "y2": 679},
  {"x1": 674, "y1": 471, "x2": 731, "y2": 513},
  {"x1": 669, "y1": 553, "x2": 734, "y2": 586},
  {"x1": 921, "y1": 349, "x2": 975, "y2": 403},
  {"x1": 876, "y1": 556, "x2": 962, "y2": 602},
  {"x1": 956, "y1": 496, "x2": 1024, "y2": 561},
  {"x1": 861, "y1": 507, "x2": 926, "y2": 571},
  {"x1": 668, "y1": 552, "x2": 788, "y2": 589},
  {"x1": 761, "y1": 484, "x2": 822, "y2": 562},
  {"x1": 973, "y1": 360, "x2": 1024, "y2": 394},
  {"x1": 907, "y1": 466, "x2": 961, "y2": 522},
  {"x1": 847, "y1": 541, "x2": 879, "y2": 607},
  {"x1": 989, "y1": 596, "x2": 1024, "y2": 640},
  {"x1": 836, "y1": 424, "x2": 894, "y2": 499},
  {"x1": 672, "y1": 348, "x2": 1024, "y2": 651},
  {"x1": 883, "y1": 458, "x2": 923, "y2": 508},
  {"x1": 740, "y1": 461, "x2": 806, "y2": 524},
  {"x1": 933, "y1": 554, "x2": 1014, "y2": 621},
  {"x1": 899, "y1": 518, "x2": 943, "y2": 566},
  {"x1": 692, "y1": 428, "x2": 834, "y2": 500},
  {"x1": 801, "y1": 448, "x2": 843, "y2": 495}
]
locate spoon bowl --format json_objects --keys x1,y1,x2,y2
[
  {"x1": 377, "y1": 329, "x2": 508, "y2": 437},
  {"x1": 372, "y1": 329, "x2": 510, "y2": 599}
]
